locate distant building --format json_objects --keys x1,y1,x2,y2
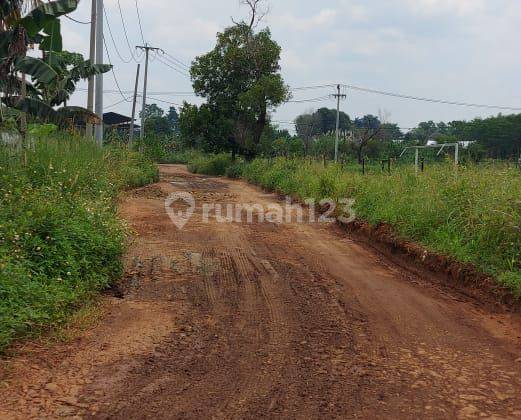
[{"x1": 103, "y1": 112, "x2": 140, "y2": 136}]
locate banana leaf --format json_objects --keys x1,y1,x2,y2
[
  {"x1": 40, "y1": 18, "x2": 62, "y2": 52},
  {"x1": 15, "y1": 56, "x2": 58, "y2": 84},
  {"x1": 20, "y1": 0, "x2": 78, "y2": 37},
  {"x1": 2, "y1": 96, "x2": 58, "y2": 122}
]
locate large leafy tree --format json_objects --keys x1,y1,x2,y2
[{"x1": 189, "y1": 0, "x2": 289, "y2": 157}]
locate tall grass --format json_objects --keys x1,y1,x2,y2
[
  {"x1": 0, "y1": 135, "x2": 158, "y2": 352},
  {"x1": 241, "y1": 158, "x2": 520, "y2": 295},
  {"x1": 185, "y1": 155, "x2": 520, "y2": 296}
]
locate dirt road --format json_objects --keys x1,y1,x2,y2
[{"x1": 1, "y1": 164, "x2": 520, "y2": 419}]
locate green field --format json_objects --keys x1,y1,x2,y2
[{"x1": 0, "y1": 136, "x2": 158, "y2": 352}]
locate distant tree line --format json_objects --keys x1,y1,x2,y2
[
  {"x1": 259, "y1": 110, "x2": 521, "y2": 162},
  {"x1": 404, "y1": 115, "x2": 521, "y2": 159},
  {"x1": 139, "y1": 104, "x2": 179, "y2": 136}
]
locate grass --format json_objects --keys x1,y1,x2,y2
[
  {"x1": 0, "y1": 134, "x2": 158, "y2": 352},
  {"x1": 185, "y1": 154, "x2": 521, "y2": 297},
  {"x1": 188, "y1": 153, "x2": 234, "y2": 176}
]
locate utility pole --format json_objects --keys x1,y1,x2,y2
[
  {"x1": 136, "y1": 44, "x2": 163, "y2": 140},
  {"x1": 86, "y1": 0, "x2": 97, "y2": 139},
  {"x1": 94, "y1": 0, "x2": 104, "y2": 145},
  {"x1": 333, "y1": 84, "x2": 347, "y2": 162},
  {"x1": 129, "y1": 63, "x2": 141, "y2": 148}
]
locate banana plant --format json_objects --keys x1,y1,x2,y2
[{"x1": 1, "y1": 0, "x2": 110, "y2": 128}]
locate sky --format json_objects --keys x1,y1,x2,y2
[{"x1": 62, "y1": 0, "x2": 521, "y2": 132}]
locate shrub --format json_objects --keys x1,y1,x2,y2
[
  {"x1": 0, "y1": 134, "x2": 158, "y2": 352},
  {"x1": 225, "y1": 161, "x2": 246, "y2": 179},
  {"x1": 188, "y1": 153, "x2": 233, "y2": 176}
]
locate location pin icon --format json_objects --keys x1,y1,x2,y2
[{"x1": 165, "y1": 192, "x2": 196, "y2": 230}]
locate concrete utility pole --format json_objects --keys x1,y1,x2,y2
[
  {"x1": 129, "y1": 63, "x2": 141, "y2": 148},
  {"x1": 94, "y1": 0, "x2": 104, "y2": 145},
  {"x1": 86, "y1": 0, "x2": 97, "y2": 139},
  {"x1": 333, "y1": 84, "x2": 347, "y2": 163},
  {"x1": 136, "y1": 44, "x2": 163, "y2": 140}
]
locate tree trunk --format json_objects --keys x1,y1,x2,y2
[
  {"x1": 252, "y1": 102, "x2": 267, "y2": 151},
  {"x1": 357, "y1": 145, "x2": 363, "y2": 164}
]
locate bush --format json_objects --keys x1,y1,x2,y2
[
  {"x1": 162, "y1": 149, "x2": 202, "y2": 164},
  {"x1": 225, "y1": 161, "x2": 246, "y2": 179},
  {"x1": 188, "y1": 153, "x2": 234, "y2": 176},
  {"x1": 0, "y1": 134, "x2": 158, "y2": 352}
]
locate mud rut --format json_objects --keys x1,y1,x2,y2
[{"x1": 1, "y1": 164, "x2": 520, "y2": 419}]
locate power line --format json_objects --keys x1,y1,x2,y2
[
  {"x1": 135, "y1": 0, "x2": 146, "y2": 44},
  {"x1": 116, "y1": 0, "x2": 141, "y2": 63},
  {"x1": 286, "y1": 95, "x2": 331, "y2": 104},
  {"x1": 155, "y1": 55, "x2": 190, "y2": 76},
  {"x1": 103, "y1": 6, "x2": 133, "y2": 63},
  {"x1": 105, "y1": 98, "x2": 129, "y2": 109},
  {"x1": 102, "y1": 35, "x2": 132, "y2": 102},
  {"x1": 77, "y1": 87, "x2": 196, "y2": 96},
  {"x1": 162, "y1": 52, "x2": 190, "y2": 70},
  {"x1": 146, "y1": 95, "x2": 182, "y2": 107},
  {"x1": 160, "y1": 53, "x2": 190, "y2": 73},
  {"x1": 64, "y1": 15, "x2": 90, "y2": 25},
  {"x1": 290, "y1": 84, "x2": 337, "y2": 91},
  {"x1": 344, "y1": 84, "x2": 521, "y2": 111},
  {"x1": 155, "y1": 55, "x2": 190, "y2": 77}
]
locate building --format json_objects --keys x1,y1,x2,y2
[{"x1": 103, "y1": 112, "x2": 140, "y2": 137}]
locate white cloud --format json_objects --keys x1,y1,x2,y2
[
  {"x1": 277, "y1": 8, "x2": 338, "y2": 31},
  {"x1": 280, "y1": 49, "x2": 307, "y2": 72},
  {"x1": 404, "y1": 0, "x2": 486, "y2": 16}
]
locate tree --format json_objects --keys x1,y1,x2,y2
[
  {"x1": 138, "y1": 104, "x2": 181, "y2": 137},
  {"x1": 178, "y1": 102, "x2": 233, "y2": 153},
  {"x1": 407, "y1": 115, "x2": 521, "y2": 159},
  {"x1": 190, "y1": 0, "x2": 289, "y2": 157},
  {"x1": 352, "y1": 114, "x2": 382, "y2": 163},
  {"x1": 378, "y1": 123, "x2": 403, "y2": 141},
  {"x1": 167, "y1": 106, "x2": 179, "y2": 133},
  {"x1": 294, "y1": 108, "x2": 352, "y2": 156},
  {"x1": 404, "y1": 121, "x2": 437, "y2": 144},
  {"x1": 295, "y1": 113, "x2": 318, "y2": 155},
  {"x1": 140, "y1": 103, "x2": 164, "y2": 120}
]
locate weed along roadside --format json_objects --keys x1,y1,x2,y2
[
  {"x1": 181, "y1": 153, "x2": 521, "y2": 303},
  {"x1": 0, "y1": 135, "x2": 158, "y2": 353}
]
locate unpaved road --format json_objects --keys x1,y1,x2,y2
[{"x1": 1, "y1": 164, "x2": 520, "y2": 419}]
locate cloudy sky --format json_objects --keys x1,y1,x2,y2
[{"x1": 62, "y1": 0, "x2": 521, "y2": 131}]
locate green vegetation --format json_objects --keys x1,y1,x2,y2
[
  {"x1": 188, "y1": 153, "x2": 234, "y2": 176},
  {"x1": 180, "y1": 153, "x2": 520, "y2": 297},
  {"x1": 0, "y1": 135, "x2": 158, "y2": 352},
  {"x1": 1, "y1": 0, "x2": 111, "y2": 131},
  {"x1": 179, "y1": 0, "x2": 289, "y2": 158}
]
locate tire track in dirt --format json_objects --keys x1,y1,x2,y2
[{"x1": 0, "y1": 164, "x2": 520, "y2": 419}]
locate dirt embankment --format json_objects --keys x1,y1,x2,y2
[
  {"x1": 339, "y1": 219, "x2": 520, "y2": 312},
  {"x1": 0, "y1": 164, "x2": 520, "y2": 419}
]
